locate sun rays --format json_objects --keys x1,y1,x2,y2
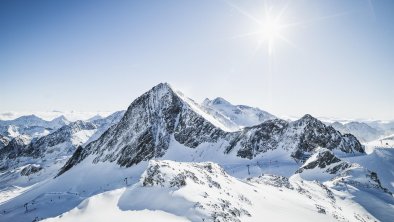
[{"x1": 226, "y1": 0, "x2": 352, "y2": 58}]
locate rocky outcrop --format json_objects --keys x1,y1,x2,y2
[
  {"x1": 20, "y1": 164, "x2": 43, "y2": 176},
  {"x1": 226, "y1": 115, "x2": 364, "y2": 161},
  {"x1": 0, "y1": 134, "x2": 9, "y2": 149},
  {"x1": 295, "y1": 148, "x2": 351, "y2": 174}
]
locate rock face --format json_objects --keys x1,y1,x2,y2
[
  {"x1": 295, "y1": 148, "x2": 351, "y2": 174},
  {"x1": 59, "y1": 83, "x2": 226, "y2": 175},
  {"x1": 226, "y1": 115, "x2": 364, "y2": 161},
  {"x1": 0, "y1": 135, "x2": 31, "y2": 163},
  {"x1": 20, "y1": 164, "x2": 43, "y2": 176},
  {"x1": 0, "y1": 134, "x2": 10, "y2": 149},
  {"x1": 59, "y1": 83, "x2": 364, "y2": 176},
  {"x1": 225, "y1": 119, "x2": 288, "y2": 159},
  {"x1": 287, "y1": 115, "x2": 364, "y2": 161}
]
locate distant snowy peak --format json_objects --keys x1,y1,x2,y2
[
  {"x1": 87, "y1": 114, "x2": 103, "y2": 122},
  {"x1": 0, "y1": 114, "x2": 69, "y2": 128},
  {"x1": 201, "y1": 96, "x2": 276, "y2": 129},
  {"x1": 49, "y1": 115, "x2": 70, "y2": 129},
  {"x1": 0, "y1": 121, "x2": 96, "y2": 163},
  {"x1": 5, "y1": 114, "x2": 46, "y2": 127},
  {"x1": 0, "y1": 114, "x2": 70, "y2": 139},
  {"x1": 85, "y1": 110, "x2": 126, "y2": 145},
  {"x1": 91, "y1": 110, "x2": 125, "y2": 127},
  {"x1": 203, "y1": 97, "x2": 232, "y2": 106},
  {"x1": 331, "y1": 121, "x2": 383, "y2": 142}
]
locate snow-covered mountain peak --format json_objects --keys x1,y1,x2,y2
[
  {"x1": 87, "y1": 115, "x2": 103, "y2": 122},
  {"x1": 147, "y1": 82, "x2": 174, "y2": 97},
  {"x1": 51, "y1": 115, "x2": 68, "y2": 122},
  {"x1": 203, "y1": 97, "x2": 232, "y2": 106},
  {"x1": 49, "y1": 115, "x2": 70, "y2": 129},
  {"x1": 4, "y1": 114, "x2": 47, "y2": 127},
  {"x1": 201, "y1": 96, "x2": 276, "y2": 129},
  {"x1": 331, "y1": 121, "x2": 383, "y2": 143},
  {"x1": 58, "y1": 83, "x2": 230, "y2": 175},
  {"x1": 293, "y1": 114, "x2": 321, "y2": 125},
  {"x1": 0, "y1": 114, "x2": 72, "y2": 140},
  {"x1": 7, "y1": 135, "x2": 31, "y2": 147}
]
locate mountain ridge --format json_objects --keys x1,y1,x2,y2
[{"x1": 58, "y1": 83, "x2": 364, "y2": 176}]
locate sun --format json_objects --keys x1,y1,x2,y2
[
  {"x1": 260, "y1": 15, "x2": 284, "y2": 55},
  {"x1": 227, "y1": 1, "x2": 294, "y2": 57}
]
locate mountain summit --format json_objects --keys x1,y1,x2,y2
[{"x1": 59, "y1": 83, "x2": 364, "y2": 176}]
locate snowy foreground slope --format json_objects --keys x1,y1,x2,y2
[
  {"x1": 0, "y1": 83, "x2": 393, "y2": 221},
  {"x1": 41, "y1": 161, "x2": 392, "y2": 222}
]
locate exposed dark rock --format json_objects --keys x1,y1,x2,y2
[
  {"x1": 296, "y1": 149, "x2": 350, "y2": 174},
  {"x1": 20, "y1": 164, "x2": 43, "y2": 176},
  {"x1": 0, "y1": 135, "x2": 10, "y2": 149}
]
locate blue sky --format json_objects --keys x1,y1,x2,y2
[{"x1": 1, "y1": 0, "x2": 393, "y2": 120}]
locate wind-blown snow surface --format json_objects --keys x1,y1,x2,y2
[{"x1": 0, "y1": 83, "x2": 393, "y2": 221}]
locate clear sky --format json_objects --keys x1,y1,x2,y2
[{"x1": 1, "y1": 0, "x2": 393, "y2": 120}]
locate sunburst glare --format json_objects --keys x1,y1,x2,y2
[{"x1": 228, "y1": 1, "x2": 293, "y2": 57}]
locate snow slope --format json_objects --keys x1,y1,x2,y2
[
  {"x1": 202, "y1": 97, "x2": 276, "y2": 129},
  {"x1": 44, "y1": 160, "x2": 382, "y2": 222},
  {"x1": 363, "y1": 134, "x2": 394, "y2": 153}
]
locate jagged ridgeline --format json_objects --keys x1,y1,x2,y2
[
  {"x1": 59, "y1": 83, "x2": 364, "y2": 176},
  {"x1": 0, "y1": 111, "x2": 125, "y2": 172}
]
